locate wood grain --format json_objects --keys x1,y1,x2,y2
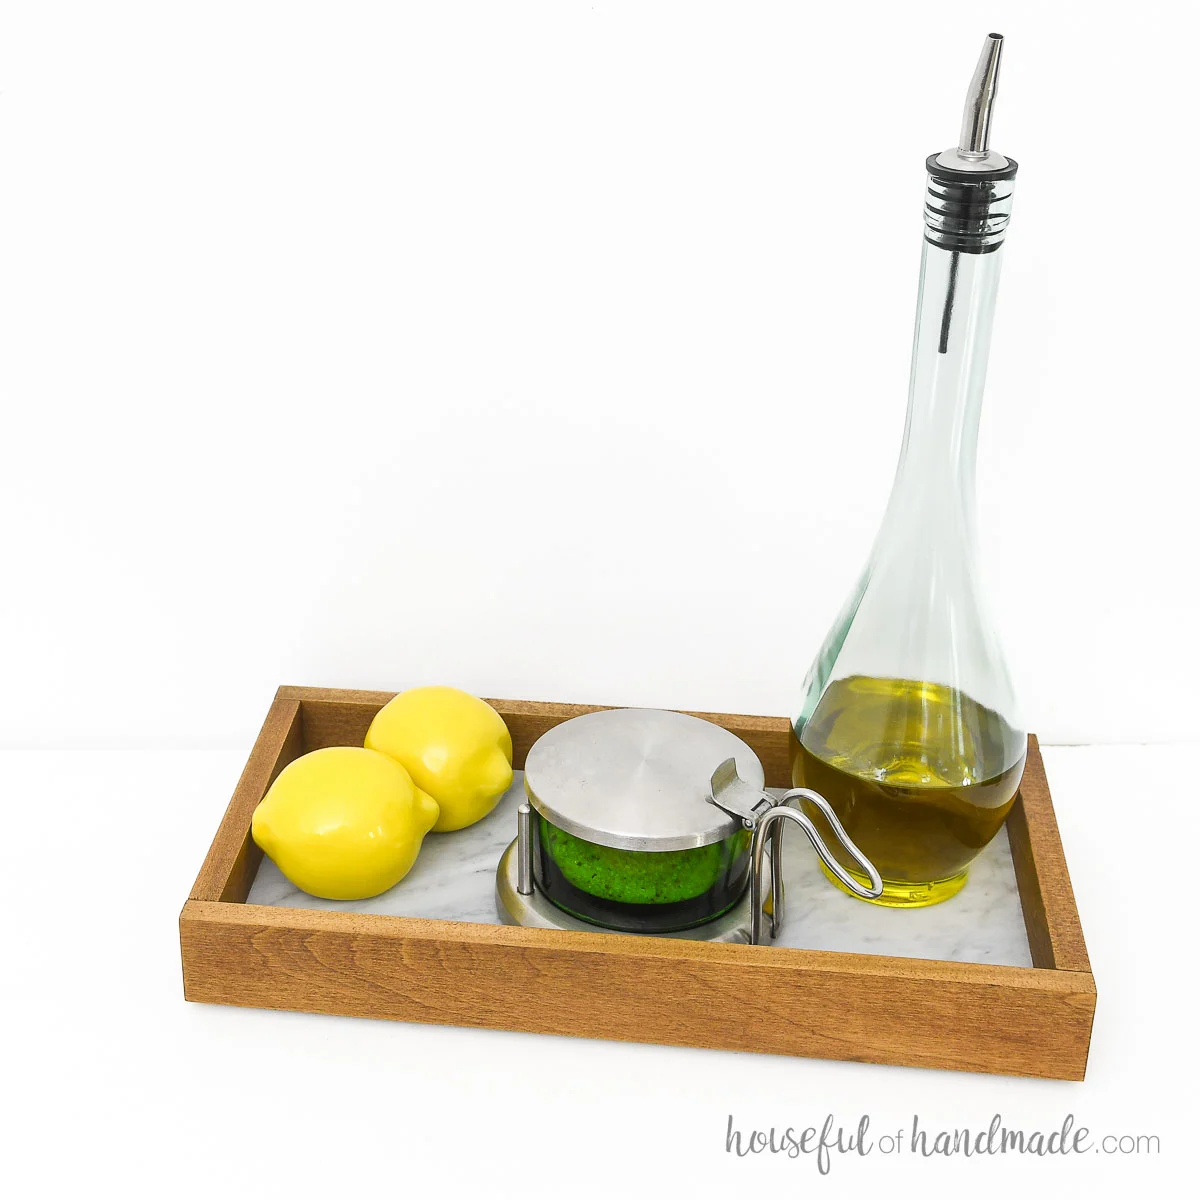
[
  {"x1": 180, "y1": 899, "x2": 1096, "y2": 1080},
  {"x1": 1007, "y1": 735, "x2": 1092, "y2": 973},
  {"x1": 181, "y1": 687, "x2": 1096, "y2": 1079}
]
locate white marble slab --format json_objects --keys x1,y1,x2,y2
[{"x1": 247, "y1": 770, "x2": 1033, "y2": 967}]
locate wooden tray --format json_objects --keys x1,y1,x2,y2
[{"x1": 180, "y1": 687, "x2": 1096, "y2": 1079}]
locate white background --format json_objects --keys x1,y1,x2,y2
[
  {"x1": 2, "y1": 0, "x2": 1197, "y2": 748},
  {"x1": 2, "y1": 2, "x2": 1197, "y2": 1197}
]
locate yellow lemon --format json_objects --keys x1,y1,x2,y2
[
  {"x1": 365, "y1": 686, "x2": 514, "y2": 832},
  {"x1": 251, "y1": 746, "x2": 440, "y2": 900}
]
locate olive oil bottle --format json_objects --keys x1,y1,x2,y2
[{"x1": 792, "y1": 35, "x2": 1026, "y2": 906}]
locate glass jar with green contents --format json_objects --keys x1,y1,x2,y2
[{"x1": 521, "y1": 708, "x2": 765, "y2": 934}]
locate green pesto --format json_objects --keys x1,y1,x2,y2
[{"x1": 539, "y1": 815, "x2": 748, "y2": 905}]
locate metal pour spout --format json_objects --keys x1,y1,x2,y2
[{"x1": 958, "y1": 33, "x2": 1004, "y2": 157}]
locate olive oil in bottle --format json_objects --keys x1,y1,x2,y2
[{"x1": 791, "y1": 676, "x2": 1025, "y2": 906}]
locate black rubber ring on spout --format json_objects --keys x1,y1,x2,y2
[{"x1": 925, "y1": 153, "x2": 1019, "y2": 183}]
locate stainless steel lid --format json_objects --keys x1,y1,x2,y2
[{"x1": 522, "y1": 708, "x2": 766, "y2": 852}]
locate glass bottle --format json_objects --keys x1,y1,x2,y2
[{"x1": 791, "y1": 35, "x2": 1026, "y2": 907}]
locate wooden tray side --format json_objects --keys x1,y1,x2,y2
[
  {"x1": 487, "y1": 699, "x2": 793, "y2": 785},
  {"x1": 281, "y1": 687, "x2": 795, "y2": 786},
  {"x1": 189, "y1": 697, "x2": 304, "y2": 903},
  {"x1": 180, "y1": 900, "x2": 1095, "y2": 1080},
  {"x1": 1007, "y1": 736, "x2": 1092, "y2": 973}
]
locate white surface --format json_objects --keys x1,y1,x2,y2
[
  {"x1": 250, "y1": 770, "x2": 1033, "y2": 966},
  {"x1": 2, "y1": 1, "x2": 1199, "y2": 749},
  {"x1": 4, "y1": 744, "x2": 1193, "y2": 1196}
]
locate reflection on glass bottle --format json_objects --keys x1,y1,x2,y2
[{"x1": 792, "y1": 35, "x2": 1026, "y2": 907}]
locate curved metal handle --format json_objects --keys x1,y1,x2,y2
[
  {"x1": 781, "y1": 787, "x2": 883, "y2": 900},
  {"x1": 749, "y1": 791, "x2": 884, "y2": 946}
]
